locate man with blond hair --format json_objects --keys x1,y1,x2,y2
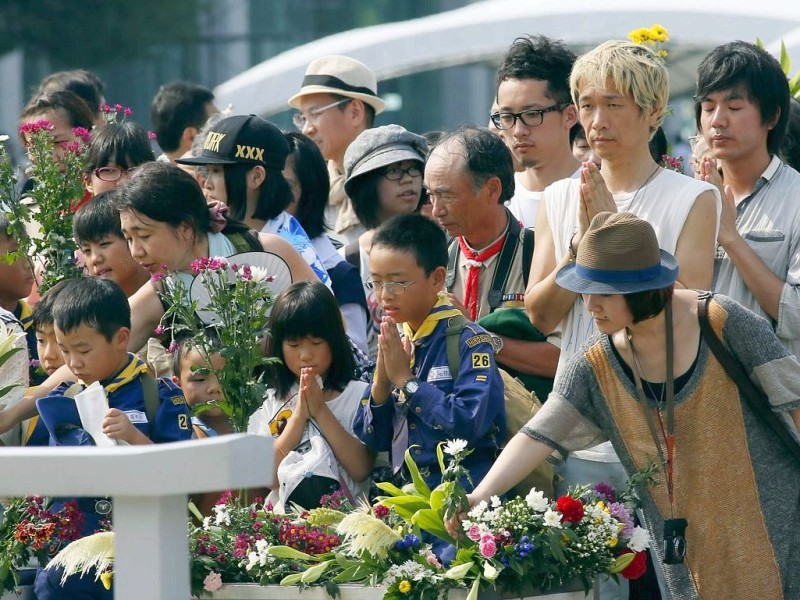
[{"x1": 524, "y1": 40, "x2": 720, "y2": 598}]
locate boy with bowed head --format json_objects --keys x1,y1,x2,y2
[
  {"x1": 355, "y1": 213, "x2": 505, "y2": 489},
  {"x1": 32, "y1": 277, "x2": 192, "y2": 598}
]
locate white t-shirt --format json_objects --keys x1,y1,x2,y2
[
  {"x1": 507, "y1": 170, "x2": 580, "y2": 229},
  {"x1": 249, "y1": 380, "x2": 369, "y2": 511},
  {"x1": 545, "y1": 169, "x2": 720, "y2": 461}
]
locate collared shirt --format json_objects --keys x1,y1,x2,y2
[{"x1": 713, "y1": 155, "x2": 800, "y2": 358}]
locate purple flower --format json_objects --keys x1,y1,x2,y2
[
  {"x1": 593, "y1": 482, "x2": 616, "y2": 503},
  {"x1": 30, "y1": 359, "x2": 41, "y2": 369},
  {"x1": 609, "y1": 502, "x2": 635, "y2": 538}
]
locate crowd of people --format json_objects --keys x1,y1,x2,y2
[{"x1": 0, "y1": 32, "x2": 798, "y2": 600}]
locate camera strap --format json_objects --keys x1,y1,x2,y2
[{"x1": 627, "y1": 300, "x2": 676, "y2": 509}]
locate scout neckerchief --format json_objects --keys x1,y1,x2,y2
[
  {"x1": 85, "y1": 353, "x2": 149, "y2": 393},
  {"x1": 401, "y1": 293, "x2": 463, "y2": 368},
  {"x1": 627, "y1": 300, "x2": 676, "y2": 510},
  {"x1": 457, "y1": 233, "x2": 507, "y2": 321},
  {"x1": 393, "y1": 294, "x2": 462, "y2": 472}
]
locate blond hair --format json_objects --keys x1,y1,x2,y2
[{"x1": 570, "y1": 40, "x2": 669, "y2": 132}]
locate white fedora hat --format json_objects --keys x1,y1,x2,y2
[{"x1": 288, "y1": 55, "x2": 386, "y2": 114}]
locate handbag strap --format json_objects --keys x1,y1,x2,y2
[{"x1": 697, "y1": 292, "x2": 800, "y2": 465}]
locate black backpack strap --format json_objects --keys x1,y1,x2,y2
[
  {"x1": 444, "y1": 314, "x2": 469, "y2": 377},
  {"x1": 344, "y1": 241, "x2": 361, "y2": 270},
  {"x1": 141, "y1": 372, "x2": 160, "y2": 426},
  {"x1": 521, "y1": 227, "x2": 534, "y2": 288},
  {"x1": 487, "y1": 211, "x2": 522, "y2": 312},
  {"x1": 697, "y1": 291, "x2": 800, "y2": 465}
]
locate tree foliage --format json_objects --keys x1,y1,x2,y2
[{"x1": 0, "y1": 0, "x2": 203, "y2": 68}]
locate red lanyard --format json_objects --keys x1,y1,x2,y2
[{"x1": 627, "y1": 301, "x2": 676, "y2": 508}]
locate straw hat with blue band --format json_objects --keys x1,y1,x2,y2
[
  {"x1": 288, "y1": 55, "x2": 386, "y2": 114},
  {"x1": 555, "y1": 211, "x2": 678, "y2": 295}
]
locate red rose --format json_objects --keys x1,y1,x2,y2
[
  {"x1": 620, "y1": 549, "x2": 647, "y2": 580},
  {"x1": 555, "y1": 495, "x2": 585, "y2": 524}
]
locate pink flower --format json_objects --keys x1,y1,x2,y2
[
  {"x1": 153, "y1": 326, "x2": 165, "y2": 335},
  {"x1": 114, "y1": 104, "x2": 123, "y2": 112},
  {"x1": 72, "y1": 127, "x2": 91, "y2": 144},
  {"x1": 19, "y1": 120, "x2": 54, "y2": 135},
  {"x1": 167, "y1": 341, "x2": 178, "y2": 354},
  {"x1": 467, "y1": 525, "x2": 481, "y2": 542},
  {"x1": 191, "y1": 257, "x2": 208, "y2": 274},
  {"x1": 147, "y1": 131, "x2": 157, "y2": 140},
  {"x1": 150, "y1": 271, "x2": 165, "y2": 283},
  {"x1": 100, "y1": 104, "x2": 112, "y2": 113},
  {"x1": 60, "y1": 141, "x2": 81, "y2": 154},
  {"x1": 123, "y1": 107, "x2": 133, "y2": 117},
  {"x1": 480, "y1": 532, "x2": 494, "y2": 544},
  {"x1": 240, "y1": 264, "x2": 252, "y2": 281},
  {"x1": 479, "y1": 539, "x2": 497, "y2": 558},
  {"x1": 203, "y1": 571, "x2": 223, "y2": 592}
]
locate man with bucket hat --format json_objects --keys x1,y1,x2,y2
[
  {"x1": 289, "y1": 55, "x2": 386, "y2": 245},
  {"x1": 469, "y1": 211, "x2": 800, "y2": 600}
]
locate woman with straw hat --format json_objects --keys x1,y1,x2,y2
[{"x1": 467, "y1": 212, "x2": 800, "y2": 599}]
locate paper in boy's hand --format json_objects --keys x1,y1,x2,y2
[{"x1": 74, "y1": 381, "x2": 117, "y2": 447}]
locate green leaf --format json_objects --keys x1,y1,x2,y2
[
  {"x1": 0, "y1": 384, "x2": 20, "y2": 399},
  {"x1": 429, "y1": 487, "x2": 447, "y2": 511},
  {"x1": 436, "y1": 441, "x2": 446, "y2": 474},
  {"x1": 780, "y1": 40, "x2": 792, "y2": 75},
  {"x1": 444, "y1": 561, "x2": 473, "y2": 580},
  {"x1": 412, "y1": 508, "x2": 454, "y2": 544},
  {"x1": 404, "y1": 446, "x2": 431, "y2": 498},
  {"x1": 374, "y1": 481, "x2": 407, "y2": 497},
  {"x1": 332, "y1": 565, "x2": 366, "y2": 583},
  {"x1": 0, "y1": 346, "x2": 23, "y2": 370},
  {"x1": 268, "y1": 545, "x2": 315, "y2": 561},
  {"x1": 280, "y1": 573, "x2": 304, "y2": 586},
  {"x1": 755, "y1": 37, "x2": 764, "y2": 49},
  {"x1": 300, "y1": 559, "x2": 334, "y2": 583},
  {"x1": 609, "y1": 552, "x2": 636, "y2": 574}
]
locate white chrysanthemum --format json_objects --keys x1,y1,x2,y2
[
  {"x1": 245, "y1": 552, "x2": 259, "y2": 571},
  {"x1": 443, "y1": 439, "x2": 468, "y2": 456},
  {"x1": 468, "y1": 500, "x2": 488, "y2": 520},
  {"x1": 543, "y1": 509, "x2": 563, "y2": 529},
  {"x1": 525, "y1": 489, "x2": 549, "y2": 512},
  {"x1": 202, "y1": 516, "x2": 211, "y2": 528},
  {"x1": 0, "y1": 134, "x2": 9, "y2": 144},
  {"x1": 213, "y1": 505, "x2": 231, "y2": 526},
  {"x1": 386, "y1": 560, "x2": 432, "y2": 582},
  {"x1": 490, "y1": 495, "x2": 502, "y2": 508},
  {"x1": 46, "y1": 532, "x2": 114, "y2": 584},
  {"x1": 628, "y1": 526, "x2": 651, "y2": 552},
  {"x1": 336, "y1": 507, "x2": 401, "y2": 559},
  {"x1": 255, "y1": 538, "x2": 269, "y2": 553}
]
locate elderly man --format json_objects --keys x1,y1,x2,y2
[
  {"x1": 288, "y1": 55, "x2": 385, "y2": 244},
  {"x1": 424, "y1": 126, "x2": 559, "y2": 394}
]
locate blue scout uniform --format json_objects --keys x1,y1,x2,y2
[
  {"x1": 355, "y1": 298, "x2": 505, "y2": 488},
  {"x1": 33, "y1": 353, "x2": 192, "y2": 600}
]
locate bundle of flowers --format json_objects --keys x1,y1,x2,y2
[
  {"x1": 0, "y1": 496, "x2": 87, "y2": 591},
  {"x1": 155, "y1": 256, "x2": 278, "y2": 434},
  {"x1": 627, "y1": 25, "x2": 669, "y2": 59},
  {"x1": 189, "y1": 491, "x2": 345, "y2": 596}
]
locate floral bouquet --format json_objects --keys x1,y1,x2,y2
[
  {"x1": 0, "y1": 497, "x2": 86, "y2": 591},
  {"x1": 12, "y1": 119, "x2": 89, "y2": 292},
  {"x1": 155, "y1": 256, "x2": 279, "y2": 434},
  {"x1": 189, "y1": 491, "x2": 346, "y2": 596},
  {"x1": 627, "y1": 25, "x2": 669, "y2": 60}
]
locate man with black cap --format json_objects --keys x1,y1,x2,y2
[{"x1": 289, "y1": 55, "x2": 386, "y2": 245}]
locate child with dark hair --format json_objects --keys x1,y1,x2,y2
[
  {"x1": 74, "y1": 190, "x2": 150, "y2": 298},
  {"x1": 84, "y1": 122, "x2": 155, "y2": 197},
  {"x1": 248, "y1": 281, "x2": 371, "y2": 511},
  {"x1": 32, "y1": 277, "x2": 192, "y2": 599},
  {"x1": 355, "y1": 213, "x2": 505, "y2": 489}
]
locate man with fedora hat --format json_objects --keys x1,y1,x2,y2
[
  {"x1": 289, "y1": 55, "x2": 386, "y2": 245},
  {"x1": 469, "y1": 211, "x2": 800, "y2": 600}
]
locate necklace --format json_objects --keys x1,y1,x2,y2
[{"x1": 628, "y1": 163, "x2": 661, "y2": 209}]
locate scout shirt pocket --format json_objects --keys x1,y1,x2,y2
[{"x1": 744, "y1": 229, "x2": 786, "y2": 268}]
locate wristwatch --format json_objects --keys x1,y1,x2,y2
[
  {"x1": 489, "y1": 332, "x2": 504, "y2": 355},
  {"x1": 400, "y1": 377, "x2": 421, "y2": 402}
]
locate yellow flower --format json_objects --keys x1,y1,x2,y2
[
  {"x1": 607, "y1": 537, "x2": 619, "y2": 548},
  {"x1": 399, "y1": 580, "x2": 412, "y2": 594},
  {"x1": 100, "y1": 570, "x2": 113, "y2": 590},
  {"x1": 657, "y1": 49, "x2": 669, "y2": 59},
  {"x1": 627, "y1": 28, "x2": 647, "y2": 45},
  {"x1": 650, "y1": 25, "x2": 669, "y2": 43}
]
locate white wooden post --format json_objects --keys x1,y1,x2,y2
[{"x1": 0, "y1": 434, "x2": 272, "y2": 600}]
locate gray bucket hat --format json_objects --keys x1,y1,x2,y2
[{"x1": 343, "y1": 124, "x2": 428, "y2": 196}]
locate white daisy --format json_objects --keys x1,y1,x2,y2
[{"x1": 443, "y1": 439, "x2": 469, "y2": 456}]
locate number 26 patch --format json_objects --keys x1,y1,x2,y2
[{"x1": 471, "y1": 353, "x2": 491, "y2": 369}]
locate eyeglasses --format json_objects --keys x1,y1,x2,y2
[
  {"x1": 365, "y1": 280, "x2": 418, "y2": 295},
  {"x1": 292, "y1": 98, "x2": 351, "y2": 129},
  {"x1": 93, "y1": 166, "x2": 136, "y2": 182},
  {"x1": 383, "y1": 165, "x2": 422, "y2": 181},
  {"x1": 490, "y1": 103, "x2": 570, "y2": 130}
]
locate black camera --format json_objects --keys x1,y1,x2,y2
[{"x1": 662, "y1": 518, "x2": 688, "y2": 564}]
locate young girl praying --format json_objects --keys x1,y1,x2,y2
[{"x1": 249, "y1": 281, "x2": 372, "y2": 511}]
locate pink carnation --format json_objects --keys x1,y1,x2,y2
[
  {"x1": 203, "y1": 571, "x2": 223, "y2": 592},
  {"x1": 19, "y1": 120, "x2": 54, "y2": 135},
  {"x1": 72, "y1": 127, "x2": 91, "y2": 144},
  {"x1": 467, "y1": 525, "x2": 481, "y2": 542}
]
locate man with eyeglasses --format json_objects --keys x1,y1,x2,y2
[
  {"x1": 426, "y1": 126, "x2": 560, "y2": 400},
  {"x1": 494, "y1": 36, "x2": 580, "y2": 230},
  {"x1": 288, "y1": 56, "x2": 386, "y2": 245}
]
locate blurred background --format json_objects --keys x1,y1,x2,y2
[{"x1": 2, "y1": 0, "x2": 800, "y2": 161}]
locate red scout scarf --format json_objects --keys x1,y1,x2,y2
[{"x1": 457, "y1": 233, "x2": 507, "y2": 320}]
